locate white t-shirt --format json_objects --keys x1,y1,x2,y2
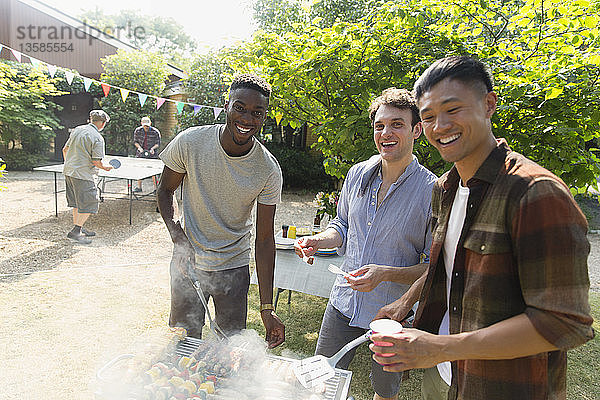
[
  {"x1": 437, "y1": 181, "x2": 469, "y2": 386},
  {"x1": 160, "y1": 124, "x2": 283, "y2": 271}
]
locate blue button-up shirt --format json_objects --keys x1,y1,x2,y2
[{"x1": 328, "y1": 155, "x2": 437, "y2": 328}]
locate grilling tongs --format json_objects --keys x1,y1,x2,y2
[
  {"x1": 183, "y1": 261, "x2": 229, "y2": 341},
  {"x1": 293, "y1": 330, "x2": 372, "y2": 388}
]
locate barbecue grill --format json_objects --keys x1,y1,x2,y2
[{"x1": 95, "y1": 336, "x2": 353, "y2": 400}]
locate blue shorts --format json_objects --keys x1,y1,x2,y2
[{"x1": 315, "y1": 302, "x2": 403, "y2": 398}]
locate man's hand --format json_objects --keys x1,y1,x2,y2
[
  {"x1": 172, "y1": 221, "x2": 194, "y2": 261},
  {"x1": 294, "y1": 235, "x2": 320, "y2": 258},
  {"x1": 261, "y1": 310, "x2": 285, "y2": 348},
  {"x1": 149, "y1": 148, "x2": 155, "y2": 155},
  {"x1": 104, "y1": 165, "x2": 114, "y2": 171},
  {"x1": 373, "y1": 297, "x2": 414, "y2": 323},
  {"x1": 347, "y1": 264, "x2": 389, "y2": 292},
  {"x1": 370, "y1": 328, "x2": 445, "y2": 372}
]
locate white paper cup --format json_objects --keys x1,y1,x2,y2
[{"x1": 369, "y1": 319, "x2": 403, "y2": 359}]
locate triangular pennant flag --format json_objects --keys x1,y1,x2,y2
[
  {"x1": 10, "y1": 49, "x2": 22, "y2": 62},
  {"x1": 193, "y1": 105, "x2": 202, "y2": 114},
  {"x1": 138, "y1": 93, "x2": 148, "y2": 107},
  {"x1": 275, "y1": 112, "x2": 283, "y2": 126},
  {"x1": 176, "y1": 102, "x2": 185, "y2": 114},
  {"x1": 213, "y1": 107, "x2": 223, "y2": 119},
  {"x1": 65, "y1": 71, "x2": 75, "y2": 85},
  {"x1": 83, "y1": 77, "x2": 93, "y2": 91},
  {"x1": 29, "y1": 57, "x2": 41, "y2": 69},
  {"x1": 156, "y1": 98, "x2": 166, "y2": 110},
  {"x1": 101, "y1": 83, "x2": 111, "y2": 97},
  {"x1": 47, "y1": 64, "x2": 57, "y2": 78},
  {"x1": 120, "y1": 88, "x2": 129, "y2": 102}
]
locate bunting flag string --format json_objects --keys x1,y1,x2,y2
[
  {"x1": 120, "y1": 88, "x2": 129, "y2": 102},
  {"x1": 29, "y1": 57, "x2": 41, "y2": 69},
  {"x1": 138, "y1": 93, "x2": 148, "y2": 107},
  {"x1": 64, "y1": 70, "x2": 75, "y2": 85},
  {"x1": 101, "y1": 83, "x2": 111, "y2": 97},
  {"x1": 47, "y1": 64, "x2": 57, "y2": 78},
  {"x1": 0, "y1": 41, "x2": 225, "y2": 118},
  {"x1": 10, "y1": 48, "x2": 22, "y2": 62},
  {"x1": 83, "y1": 77, "x2": 93, "y2": 91}
]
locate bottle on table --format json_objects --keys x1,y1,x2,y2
[{"x1": 312, "y1": 214, "x2": 321, "y2": 235}]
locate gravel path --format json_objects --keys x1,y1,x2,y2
[{"x1": 0, "y1": 171, "x2": 598, "y2": 399}]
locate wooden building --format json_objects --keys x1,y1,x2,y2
[{"x1": 0, "y1": 0, "x2": 187, "y2": 160}]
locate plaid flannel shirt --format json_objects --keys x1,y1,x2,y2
[
  {"x1": 415, "y1": 139, "x2": 594, "y2": 400},
  {"x1": 133, "y1": 126, "x2": 161, "y2": 157}
]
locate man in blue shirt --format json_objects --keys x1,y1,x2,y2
[{"x1": 295, "y1": 88, "x2": 436, "y2": 400}]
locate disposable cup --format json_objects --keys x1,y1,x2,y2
[{"x1": 369, "y1": 319, "x2": 403, "y2": 359}]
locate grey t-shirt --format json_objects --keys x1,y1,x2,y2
[
  {"x1": 160, "y1": 124, "x2": 283, "y2": 271},
  {"x1": 63, "y1": 123, "x2": 105, "y2": 182}
]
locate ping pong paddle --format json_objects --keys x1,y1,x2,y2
[{"x1": 108, "y1": 159, "x2": 121, "y2": 169}]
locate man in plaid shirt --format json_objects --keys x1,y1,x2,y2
[
  {"x1": 370, "y1": 56, "x2": 594, "y2": 400},
  {"x1": 133, "y1": 116, "x2": 161, "y2": 192}
]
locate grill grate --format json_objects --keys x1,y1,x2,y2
[{"x1": 175, "y1": 337, "x2": 352, "y2": 400}]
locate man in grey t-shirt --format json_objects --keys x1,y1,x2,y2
[
  {"x1": 62, "y1": 110, "x2": 113, "y2": 244},
  {"x1": 157, "y1": 74, "x2": 285, "y2": 348}
]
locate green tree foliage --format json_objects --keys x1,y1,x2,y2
[
  {"x1": 231, "y1": 0, "x2": 600, "y2": 190},
  {"x1": 227, "y1": 5, "x2": 463, "y2": 178},
  {"x1": 79, "y1": 8, "x2": 197, "y2": 68},
  {"x1": 99, "y1": 50, "x2": 170, "y2": 155},
  {"x1": 177, "y1": 53, "x2": 230, "y2": 132},
  {"x1": 253, "y1": 0, "x2": 386, "y2": 33},
  {"x1": 419, "y1": 0, "x2": 600, "y2": 192},
  {"x1": 0, "y1": 60, "x2": 64, "y2": 163}
]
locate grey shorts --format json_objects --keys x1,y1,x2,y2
[
  {"x1": 315, "y1": 302, "x2": 403, "y2": 398},
  {"x1": 65, "y1": 175, "x2": 99, "y2": 214}
]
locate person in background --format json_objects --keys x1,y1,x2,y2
[
  {"x1": 295, "y1": 88, "x2": 437, "y2": 400},
  {"x1": 133, "y1": 116, "x2": 161, "y2": 193},
  {"x1": 62, "y1": 109, "x2": 113, "y2": 244},
  {"x1": 157, "y1": 74, "x2": 285, "y2": 348},
  {"x1": 370, "y1": 56, "x2": 594, "y2": 400}
]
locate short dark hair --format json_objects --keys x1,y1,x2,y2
[
  {"x1": 229, "y1": 73, "x2": 272, "y2": 98},
  {"x1": 413, "y1": 56, "x2": 494, "y2": 101},
  {"x1": 368, "y1": 87, "x2": 420, "y2": 128}
]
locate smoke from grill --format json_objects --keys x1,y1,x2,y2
[{"x1": 96, "y1": 329, "x2": 334, "y2": 400}]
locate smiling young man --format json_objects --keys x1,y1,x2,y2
[
  {"x1": 295, "y1": 88, "x2": 437, "y2": 400},
  {"x1": 157, "y1": 74, "x2": 285, "y2": 348},
  {"x1": 369, "y1": 57, "x2": 594, "y2": 400}
]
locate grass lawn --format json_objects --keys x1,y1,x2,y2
[{"x1": 244, "y1": 287, "x2": 599, "y2": 400}]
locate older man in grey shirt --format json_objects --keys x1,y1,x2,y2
[
  {"x1": 62, "y1": 110, "x2": 113, "y2": 244},
  {"x1": 295, "y1": 88, "x2": 436, "y2": 400}
]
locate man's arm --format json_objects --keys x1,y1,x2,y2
[
  {"x1": 62, "y1": 145, "x2": 68, "y2": 161},
  {"x1": 373, "y1": 268, "x2": 428, "y2": 322},
  {"x1": 157, "y1": 166, "x2": 189, "y2": 248},
  {"x1": 371, "y1": 313, "x2": 558, "y2": 372},
  {"x1": 348, "y1": 262, "x2": 428, "y2": 292},
  {"x1": 91, "y1": 159, "x2": 112, "y2": 171},
  {"x1": 294, "y1": 227, "x2": 343, "y2": 258},
  {"x1": 255, "y1": 202, "x2": 285, "y2": 348}
]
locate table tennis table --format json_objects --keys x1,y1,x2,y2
[{"x1": 34, "y1": 155, "x2": 164, "y2": 224}]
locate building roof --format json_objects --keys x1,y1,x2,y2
[{"x1": 10, "y1": 0, "x2": 187, "y2": 80}]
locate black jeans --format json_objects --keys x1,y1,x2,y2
[{"x1": 169, "y1": 255, "x2": 250, "y2": 339}]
